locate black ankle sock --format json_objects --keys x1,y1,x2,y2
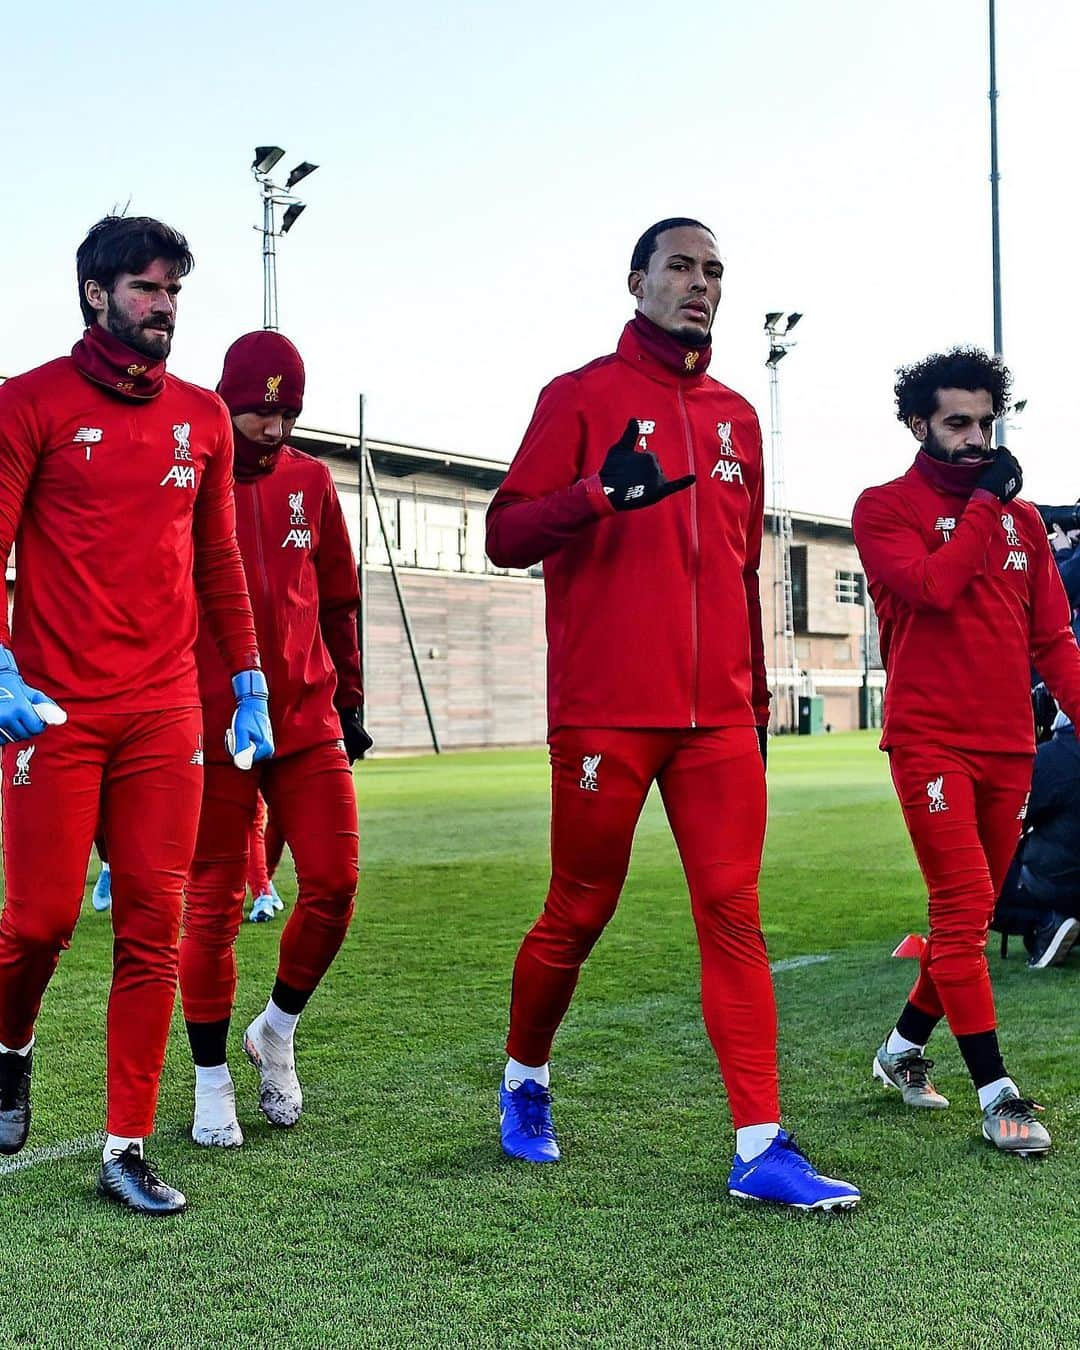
[
  {"x1": 895, "y1": 1002, "x2": 940, "y2": 1048},
  {"x1": 186, "y1": 1017, "x2": 230, "y2": 1068},
  {"x1": 956, "y1": 1030, "x2": 1007, "y2": 1089},
  {"x1": 271, "y1": 977, "x2": 312, "y2": 1017}
]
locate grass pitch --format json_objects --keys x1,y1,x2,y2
[{"x1": 1, "y1": 733, "x2": 1078, "y2": 1349}]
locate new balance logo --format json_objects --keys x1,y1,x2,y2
[
  {"x1": 927, "y1": 776, "x2": 948, "y2": 813},
  {"x1": 1018, "y1": 793, "x2": 1029, "y2": 822},
  {"x1": 636, "y1": 420, "x2": 656, "y2": 436},
  {"x1": 625, "y1": 484, "x2": 645, "y2": 500},
  {"x1": 190, "y1": 736, "x2": 204, "y2": 766},
  {"x1": 160, "y1": 465, "x2": 196, "y2": 489},
  {"x1": 580, "y1": 753, "x2": 601, "y2": 792},
  {"x1": 1004, "y1": 550, "x2": 1028, "y2": 571},
  {"x1": 282, "y1": 528, "x2": 312, "y2": 549},
  {"x1": 710, "y1": 458, "x2": 744, "y2": 483},
  {"x1": 72, "y1": 427, "x2": 103, "y2": 444},
  {"x1": 12, "y1": 745, "x2": 34, "y2": 786}
]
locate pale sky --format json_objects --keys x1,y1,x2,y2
[{"x1": 3, "y1": 1, "x2": 1077, "y2": 519}]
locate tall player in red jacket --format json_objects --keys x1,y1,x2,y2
[
  {"x1": 486, "y1": 219, "x2": 859, "y2": 1211},
  {"x1": 0, "y1": 217, "x2": 273, "y2": 1214},
  {"x1": 179, "y1": 332, "x2": 365, "y2": 1148},
  {"x1": 853, "y1": 347, "x2": 1080, "y2": 1156}
]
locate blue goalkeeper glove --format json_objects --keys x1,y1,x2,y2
[
  {"x1": 0, "y1": 646, "x2": 67, "y2": 744},
  {"x1": 225, "y1": 669, "x2": 274, "y2": 770}
]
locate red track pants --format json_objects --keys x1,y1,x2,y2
[
  {"x1": 180, "y1": 741, "x2": 358, "y2": 1025},
  {"x1": 889, "y1": 746, "x2": 1032, "y2": 1037},
  {"x1": 246, "y1": 795, "x2": 271, "y2": 899},
  {"x1": 0, "y1": 708, "x2": 203, "y2": 1136},
  {"x1": 508, "y1": 726, "x2": 779, "y2": 1128}
]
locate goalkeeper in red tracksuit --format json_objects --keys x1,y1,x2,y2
[
  {"x1": 0, "y1": 217, "x2": 272, "y2": 1215},
  {"x1": 485, "y1": 218, "x2": 860, "y2": 1211},
  {"x1": 179, "y1": 331, "x2": 366, "y2": 1148},
  {"x1": 853, "y1": 346, "x2": 1080, "y2": 1156}
]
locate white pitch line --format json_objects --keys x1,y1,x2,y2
[
  {"x1": 0, "y1": 1133, "x2": 102, "y2": 1176},
  {"x1": 769, "y1": 954, "x2": 832, "y2": 973}
]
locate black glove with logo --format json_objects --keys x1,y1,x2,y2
[
  {"x1": 976, "y1": 447, "x2": 1023, "y2": 503},
  {"x1": 340, "y1": 707, "x2": 373, "y2": 762},
  {"x1": 599, "y1": 418, "x2": 695, "y2": 511}
]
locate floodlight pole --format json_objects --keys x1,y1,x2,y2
[
  {"x1": 989, "y1": 0, "x2": 1006, "y2": 446},
  {"x1": 765, "y1": 317, "x2": 800, "y2": 734},
  {"x1": 261, "y1": 179, "x2": 279, "y2": 331}
]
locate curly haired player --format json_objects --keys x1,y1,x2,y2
[{"x1": 854, "y1": 346, "x2": 1080, "y2": 1155}]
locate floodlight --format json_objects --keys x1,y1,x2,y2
[
  {"x1": 764, "y1": 311, "x2": 784, "y2": 330},
  {"x1": 253, "y1": 146, "x2": 285, "y2": 175},
  {"x1": 1013, "y1": 398, "x2": 1027, "y2": 414},
  {"x1": 785, "y1": 312, "x2": 803, "y2": 331},
  {"x1": 281, "y1": 203, "x2": 307, "y2": 234},
  {"x1": 286, "y1": 161, "x2": 319, "y2": 189},
  {"x1": 766, "y1": 346, "x2": 788, "y2": 367}
]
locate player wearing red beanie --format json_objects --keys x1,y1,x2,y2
[
  {"x1": 0, "y1": 217, "x2": 271, "y2": 1214},
  {"x1": 485, "y1": 219, "x2": 859, "y2": 1211},
  {"x1": 179, "y1": 331, "x2": 364, "y2": 1147},
  {"x1": 854, "y1": 346, "x2": 1080, "y2": 1156}
]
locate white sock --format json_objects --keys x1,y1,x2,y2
[
  {"x1": 103, "y1": 1134, "x2": 142, "y2": 1161},
  {"x1": 735, "y1": 1123, "x2": 781, "y2": 1161},
  {"x1": 886, "y1": 1028, "x2": 924, "y2": 1055},
  {"x1": 978, "y1": 1076, "x2": 1018, "y2": 1110},
  {"x1": 0, "y1": 1037, "x2": 33, "y2": 1057},
  {"x1": 194, "y1": 1063, "x2": 233, "y2": 1093},
  {"x1": 504, "y1": 1057, "x2": 549, "y2": 1090},
  {"x1": 263, "y1": 999, "x2": 299, "y2": 1042}
]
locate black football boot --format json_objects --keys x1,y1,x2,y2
[
  {"x1": 96, "y1": 1144, "x2": 187, "y2": 1215},
  {"x1": 0, "y1": 1048, "x2": 32, "y2": 1155}
]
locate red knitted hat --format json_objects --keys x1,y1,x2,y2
[{"x1": 218, "y1": 331, "x2": 305, "y2": 416}]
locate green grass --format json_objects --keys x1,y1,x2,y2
[{"x1": 1, "y1": 732, "x2": 1078, "y2": 1349}]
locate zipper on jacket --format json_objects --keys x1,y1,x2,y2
[
  {"x1": 249, "y1": 477, "x2": 274, "y2": 652},
  {"x1": 677, "y1": 386, "x2": 699, "y2": 728}
]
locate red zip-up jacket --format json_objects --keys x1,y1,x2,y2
[
  {"x1": 0, "y1": 356, "x2": 258, "y2": 712},
  {"x1": 486, "y1": 321, "x2": 770, "y2": 734},
  {"x1": 195, "y1": 446, "x2": 361, "y2": 763},
  {"x1": 852, "y1": 454, "x2": 1080, "y2": 753}
]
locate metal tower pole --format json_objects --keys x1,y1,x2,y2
[
  {"x1": 766, "y1": 356, "x2": 798, "y2": 733},
  {"x1": 989, "y1": 0, "x2": 1005, "y2": 444},
  {"x1": 262, "y1": 184, "x2": 278, "y2": 331}
]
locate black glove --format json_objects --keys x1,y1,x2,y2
[
  {"x1": 339, "y1": 707, "x2": 373, "y2": 762},
  {"x1": 757, "y1": 725, "x2": 768, "y2": 767},
  {"x1": 976, "y1": 448, "x2": 1023, "y2": 503},
  {"x1": 599, "y1": 418, "x2": 695, "y2": 511}
]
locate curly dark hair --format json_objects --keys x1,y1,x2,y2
[
  {"x1": 894, "y1": 346, "x2": 1012, "y2": 424},
  {"x1": 76, "y1": 215, "x2": 193, "y2": 326}
]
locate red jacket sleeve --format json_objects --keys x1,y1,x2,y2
[
  {"x1": 1028, "y1": 521, "x2": 1080, "y2": 724},
  {"x1": 315, "y1": 468, "x2": 363, "y2": 709},
  {"x1": 743, "y1": 413, "x2": 771, "y2": 725},
  {"x1": 852, "y1": 485, "x2": 1000, "y2": 612},
  {"x1": 0, "y1": 381, "x2": 41, "y2": 647},
  {"x1": 486, "y1": 375, "x2": 614, "y2": 569},
  {"x1": 193, "y1": 401, "x2": 261, "y2": 675}
]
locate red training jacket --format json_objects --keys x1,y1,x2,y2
[
  {"x1": 486, "y1": 321, "x2": 770, "y2": 734},
  {"x1": 852, "y1": 455, "x2": 1080, "y2": 753},
  {"x1": 0, "y1": 356, "x2": 258, "y2": 714},
  {"x1": 195, "y1": 446, "x2": 362, "y2": 763}
]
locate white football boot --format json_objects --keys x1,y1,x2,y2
[{"x1": 243, "y1": 1014, "x2": 303, "y2": 1127}]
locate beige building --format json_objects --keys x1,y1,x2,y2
[{"x1": 0, "y1": 397, "x2": 881, "y2": 750}]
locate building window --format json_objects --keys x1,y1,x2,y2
[
  {"x1": 790, "y1": 546, "x2": 808, "y2": 632},
  {"x1": 835, "y1": 569, "x2": 862, "y2": 605}
]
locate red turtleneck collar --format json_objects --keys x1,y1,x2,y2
[
  {"x1": 232, "y1": 429, "x2": 283, "y2": 481},
  {"x1": 70, "y1": 323, "x2": 167, "y2": 400},
  {"x1": 620, "y1": 312, "x2": 712, "y2": 380},
  {"x1": 914, "y1": 449, "x2": 989, "y2": 499}
]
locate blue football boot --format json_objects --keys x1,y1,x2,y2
[
  {"x1": 499, "y1": 1078, "x2": 560, "y2": 1163},
  {"x1": 91, "y1": 866, "x2": 112, "y2": 913},
  {"x1": 727, "y1": 1130, "x2": 860, "y2": 1211}
]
